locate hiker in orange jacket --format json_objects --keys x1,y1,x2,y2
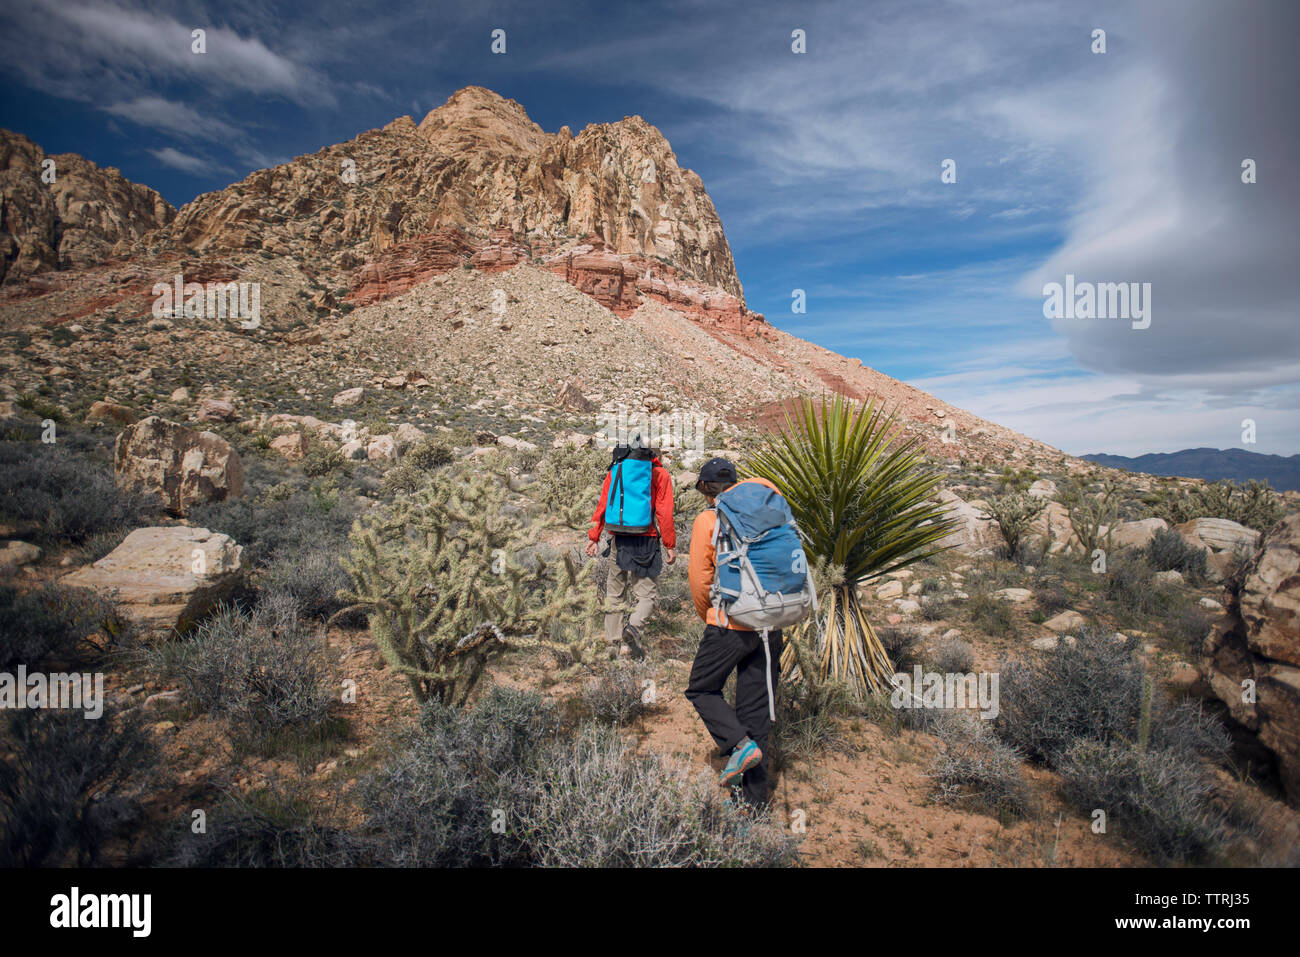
[
  {"x1": 685, "y1": 457, "x2": 784, "y2": 807},
  {"x1": 585, "y1": 438, "x2": 675, "y2": 659}
]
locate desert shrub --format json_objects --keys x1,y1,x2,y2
[
  {"x1": 167, "y1": 779, "x2": 363, "y2": 867},
  {"x1": 0, "y1": 438, "x2": 151, "y2": 545},
  {"x1": 403, "y1": 434, "x2": 455, "y2": 470},
  {"x1": 360, "y1": 687, "x2": 798, "y2": 867},
  {"x1": 191, "y1": 482, "x2": 357, "y2": 569},
  {"x1": 577, "y1": 660, "x2": 655, "y2": 725},
  {"x1": 0, "y1": 707, "x2": 158, "y2": 866},
  {"x1": 302, "y1": 445, "x2": 344, "y2": 477},
  {"x1": 1147, "y1": 479, "x2": 1283, "y2": 530},
  {"x1": 995, "y1": 629, "x2": 1228, "y2": 768},
  {"x1": 1058, "y1": 740, "x2": 1227, "y2": 863},
  {"x1": 339, "y1": 464, "x2": 601, "y2": 705},
  {"x1": 358, "y1": 687, "x2": 563, "y2": 867},
  {"x1": 968, "y1": 592, "x2": 1016, "y2": 637},
  {"x1": 148, "y1": 595, "x2": 332, "y2": 737},
  {"x1": 1144, "y1": 528, "x2": 1208, "y2": 579},
  {"x1": 1165, "y1": 600, "x2": 1215, "y2": 658},
  {"x1": 535, "y1": 444, "x2": 607, "y2": 530},
  {"x1": 996, "y1": 630, "x2": 1144, "y2": 765},
  {"x1": 379, "y1": 462, "x2": 424, "y2": 495},
  {"x1": 979, "y1": 491, "x2": 1046, "y2": 559},
  {"x1": 1102, "y1": 552, "x2": 1178, "y2": 620},
  {"x1": 260, "y1": 543, "x2": 352, "y2": 621},
  {"x1": 519, "y1": 723, "x2": 798, "y2": 867},
  {"x1": 934, "y1": 635, "x2": 975, "y2": 674},
  {"x1": 1059, "y1": 479, "x2": 1119, "y2": 555},
  {"x1": 0, "y1": 582, "x2": 130, "y2": 671},
  {"x1": 770, "y1": 659, "x2": 854, "y2": 768},
  {"x1": 877, "y1": 624, "x2": 924, "y2": 669},
  {"x1": 1033, "y1": 574, "x2": 1071, "y2": 616},
  {"x1": 929, "y1": 716, "x2": 1032, "y2": 818}
]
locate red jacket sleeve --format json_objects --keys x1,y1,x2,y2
[
  {"x1": 589, "y1": 471, "x2": 611, "y2": 542},
  {"x1": 652, "y1": 465, "x2": 676, "y2": 549}
]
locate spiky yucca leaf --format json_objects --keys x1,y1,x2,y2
[{"x1": 746, "y1": 394, "x2": 958, "y2": 696}]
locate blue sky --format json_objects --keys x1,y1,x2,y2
[{"x1": 2, "y1": 0, "x2": 1297, "y2": 456}]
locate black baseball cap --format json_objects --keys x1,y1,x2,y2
[{"x1": 695, "y1": 457, "x2": 737, "y2": 489}]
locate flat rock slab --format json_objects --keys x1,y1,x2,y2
[{"x1": 62, "y1": 526, "x2": 243, "y2": 638}]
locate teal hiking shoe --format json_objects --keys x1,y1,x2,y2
[{"x1": 719, "y1": 738, "x2": 762, "y2": 787}]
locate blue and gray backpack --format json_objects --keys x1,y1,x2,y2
[
  {"x1": 710, "y1": 480, "x2": 819, "y2": 719},
  {"x1": 603, "y1": 446, "x2": 656, "y2": 534}
]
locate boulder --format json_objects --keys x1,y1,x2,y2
[
  {"x1": 555, "y1": 378, "x2": 594, "y2": 413},
  {"x1": 1198, "y1": 513, "x2": 1300, "y2": 805},
  {"x1": 994, "y1": 587, "x2": 1033, "y2": 603},
  {"x1": 1027, "y1": 479, "x2": 1058, "y2": 500},
  {"x1": 1176, "y1": 517, "x2": 1260, "y2": 554},
  {"x1": 332, "y1": 387, "x2": 365, "y2": 407},
  {"x1": 339, "y1": 439, "x2": 367, "y2": 461},
  {"x1": 553, "y1": 429, "x2": 594, "y2": 450},
  {"x1": 61, "y1": 527, "x2": 243, "y2": 638},
  {"x1": 393, "y1": 423, "x2": 424, "y2": 453},
  {"x1": 196, "y1": 397, "x2": 237, "y2": 422},
  {"x1": 875, "y1": 580, "x2": 904, "y2": 600},
  {"x1": 497, "y1": 435, "x2": 539, "y2": 453},
  {"x1": 114, "y1": 416, "x2": 243, "y2": 516},
  {"x1": 935, "y1": 488, "x2": 1001, "y2": 554},
  {"x1": 366, "y1": 435, "x2": 398, "y2": 461},
  {"x1": 270, "y1": 432, "x2": 309, "y2": 461},
  {"x1": 1044, "y1": 610, "x2": 1086, "y2": 633},
  {"x1": 1153, "y1": 569, "x2": 1184, "y2": 587},
  {"x1": 0, "y1": 541, "x2": 41, "y2": 569},
  {"x1": 86, "y1": 399, "x2": 135, "y2": 425},
  {"x1": 1109, "y1": 517, "x2": 1168, "y2": 549}
]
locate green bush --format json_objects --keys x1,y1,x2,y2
[{"x1": 535, "y1": 445, "x2": 607, "y2": 530}]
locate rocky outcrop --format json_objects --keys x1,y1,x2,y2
[
  {"x1": 1109, "y1": 517, "x2": 1168, "y2": 548},
  {"x1": 1177, "y1": 517, "x2": 1261, "y2": 554},
  {"x1": 1199, "y1": 514, "x2": 1300, "y2": 804},
  {"x1": 0, "y1": 129, "x2": 175, "y2": 286},
  {"x1": 151, "y1": 86, "x2": 740, "y2": 298},
  {"x1": 62, "y1": 526, "x2": 243, "y2": 638},
  {"x1": 114, "y1": 416, "x2": 244, "y2": 516}
]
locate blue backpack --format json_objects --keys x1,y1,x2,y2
[
  {"x1": 603, "y1": 447, "x2": 655, "y2": 534},
  {"x1": 710, "y1": 481, "x2": 818, "y2": 719}
]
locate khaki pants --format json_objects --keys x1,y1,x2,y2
[{"x1": 603, "y1": 548, "x2": 658, "y2": 643}]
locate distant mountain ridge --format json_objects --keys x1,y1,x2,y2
[{"x1": 1082, "y1": 447, "x2": 1300, "y2": 491}]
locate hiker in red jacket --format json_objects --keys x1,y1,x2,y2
[{"x1": 585, "y1": 436, "x2": 676, "y2": 659}]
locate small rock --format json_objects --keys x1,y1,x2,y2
[
  {"x1": 1044, "y1": 610, "x2": 1086, "y2": 633},
  {"x1": 994, "y1": 587, "x2": 1033, "y2": 603},
  {"x1": 876, "y1": 580, "x2": 904, "y2": 600},
  {"x1": 1153, "y1": 569, "x2": 1184, "y2": 586},
  {"x1": 0, "y1": 541, "x2": 41, "y2": 569},
  {"x1": 332, "y1": 387, "x2": 365, "y2": 407},
  {"x1": 1031, "y1": 636, "x2": 1059, "y2": 651},
  {"x1": 1198, "y1": 596, "x2": 1225, "y2": 612}
]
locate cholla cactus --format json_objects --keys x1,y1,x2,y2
[{"x1": 337, "y1": 463, "x2": 601, "y2": 707}]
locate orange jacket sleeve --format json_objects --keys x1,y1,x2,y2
[
  {"x1": 588, "y1": 470, "x2": 611, "y2": 542},
  {"x1": 652, "y1": 465, "x2": 676, "y2": 550},
  {"x1": 688, "y1": 509, "x2": 717, "y2": 623}
]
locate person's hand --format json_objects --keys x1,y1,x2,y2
[
  {"x1": 585, "y1": 540, "x2": 599, "y2": 558},
  {"x1": 665, "y1": 547, "x2": 677, "y2": 564}
]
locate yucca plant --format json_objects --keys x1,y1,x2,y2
[{"x1": 746, "y1": 395, "x2": 958, "y2": 697}]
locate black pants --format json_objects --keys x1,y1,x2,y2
[{"x1": 685, "y1": 624, "x2": 783, "y2": 807}]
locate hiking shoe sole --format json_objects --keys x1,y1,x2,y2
[{"x1": 719, "y1": 745, "x2": 762, "y2": 787}]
